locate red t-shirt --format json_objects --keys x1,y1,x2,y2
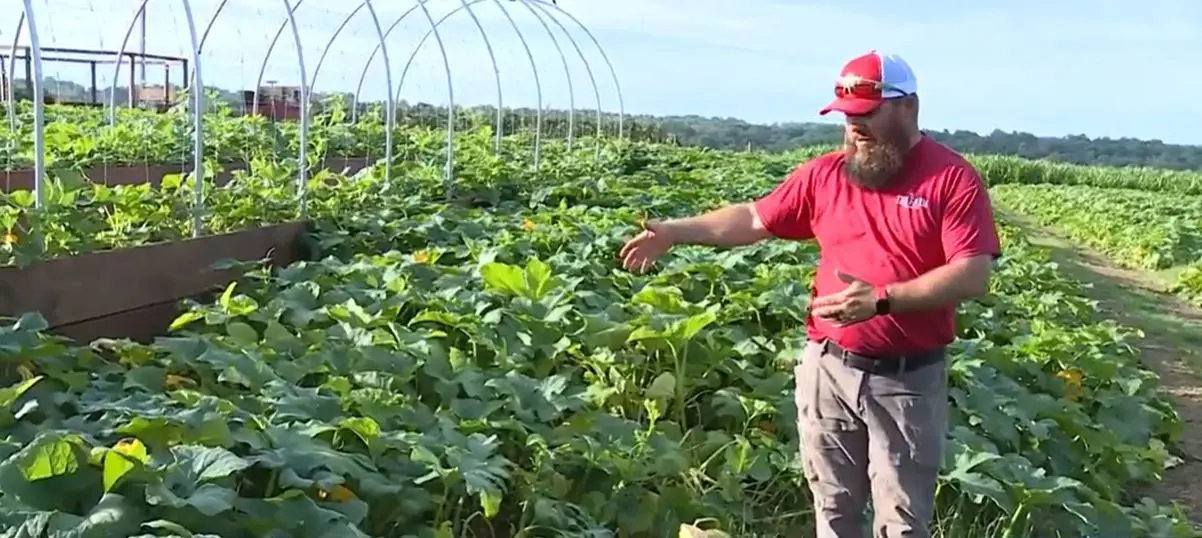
[{"x1": 753, "y1": 136, "x2": 1001, "y2": 356}]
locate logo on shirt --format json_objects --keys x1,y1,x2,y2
[{"x1": 896, "y1": 194, "x2": 929, "y2": 209}]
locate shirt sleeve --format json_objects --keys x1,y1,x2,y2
[
  {"x1": 942, "y1": 166, "x2": 1002, "y2": 262},
  {"x1": 753, "y1": 161, "x2": 816, "y2": 240}
]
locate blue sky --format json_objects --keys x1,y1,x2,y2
[{"x1": 7, "y1": 0, "x2": 1202, "y2": 144}]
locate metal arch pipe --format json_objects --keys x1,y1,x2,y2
[
  {"x1": 106, "y1": 0, "x2": 153, "y2": 125},
  {"x1": 391, "y1": 0, "x2": 503, "y2": 142},
  {"x1": 184, "y1": 0, "x2": 228, "y2": 95},
  {"x1": 350, "y1": 0, "x2": 550, "y2": 167},
  {"x1": 394, "y1": 0, "x2": 572, "y2": 153},
  {"x1": 410, "y1": 0, "x2": 457, "y2": 197},
  {"x1": 454, "y1": 0, "x2": 504, "y2": 153},
  {"x1": 527, "y1": 0, "x2": 602, "y2": 159},
  {"x1": 512, "y1": 1, "x2": 575, "y2": 151},
  {"x1": 6, "y1": 12, "x2": 25, "y2": 133},
  {"x1": 349, "y1": 2, "x2": 422, "y2": 123},
  {"x1": 19, "y1": 0, "x2": 44, "y2": 210},
  {"x1": 309, "y1": 3, "x2": 370, "y2": 104},
  {"x1": 277, "y1": 0, "x2": 310, "y2": 218},
  {"x1": 489, "y1": 0, "x2": 544, "y2": 170},
  {"x1": 349, "y1": 0, "x2": 505, "y2": 158},
  {"x1": 363, "y1": 0, "x2": 395, "y2": 182},
  {"x1": 250, "y1": 0, "x2": 305, "y2": 115},
  {"x1": 307, "y1": 0, "x2": 395, "y2": 181},
  {"x1": 180, "y1": 0, "x2": 206, "y2": 237},
  {"x1": 533, "y1": 0, "x2": 625, "y2": 140},
  {"x1": 197, "y1": 0, "x2": 231, "y2": 53}
]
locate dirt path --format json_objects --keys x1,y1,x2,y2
[{"x1": 1007, "y1": 214, "x2": 1202, "y2": 525}]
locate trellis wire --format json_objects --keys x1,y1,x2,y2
[
  {"x1": 106, "y1": 0, "x2": 150, "y2": 125},
  {"x1": 107, "y1": 0, "x2": 208, "y2": 235},
  {"x1": 203, "y1": 0, "x2": 311, "y2": 210},
  {"x1": 547, "y1": 2, "x2": 624, "y2": 141},
  {"x1": 456, "y1": 0, "x2": 503, "y2": 154},
  {"x1": 348, "y1": 0, "x2": 623, "y2": 173},
  {"x1": 517, "y1": 0, "x2": 574, "y2": 151},
  {"x1": 308, "y1": 0, "x2": 396, "y2": 182},
  {"x1": 6, "y1": 0, "x2": 625, "y2": 226},
  {"x1": 392, "y1": 0, "x2": 558, "y2": 155},
  {"x1": 412, "y1": 0, "x2": 456, "y2": 200},
  {"x1": 529, "y1": 0, "x2": 602, "y2": 160},
  {"x1": 493, "y1": 0, "x2": 544, "y2": 170}
]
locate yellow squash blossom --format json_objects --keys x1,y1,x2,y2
[
  {"x1": 317, "y1": 484, "x2": 358, "y2": 503},
  {"x1": 1057, "y1": 368, "x2": 1084, "y2": 401}
]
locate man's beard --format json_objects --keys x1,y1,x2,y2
[{"x1": 843, "y1": 126, "x2": 908, "y2": 189}]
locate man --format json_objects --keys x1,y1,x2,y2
[{"x1": 618, "y1": 50, "x2": 1001, "y2": 538}]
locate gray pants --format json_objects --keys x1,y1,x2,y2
[{"x1": 794, "y1": 340, "x2": 947, "y2": 538}]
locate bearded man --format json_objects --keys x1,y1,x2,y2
[{"x1": 618, "y1": 51, "x2": 1001, "y2": 538}]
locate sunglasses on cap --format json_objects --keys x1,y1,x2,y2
[{"x1": 834, "y1": 74, "x2": 911, "y2": 100}]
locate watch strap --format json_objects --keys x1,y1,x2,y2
[{"x1": 874, "y1": 287, "x2": 891, "y2": 315}]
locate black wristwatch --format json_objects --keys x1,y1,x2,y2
[{"x1": 874, "y1": 287, "x2": 891, "y2": 316}]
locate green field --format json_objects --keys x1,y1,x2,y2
[
  {"x1": 990, "y1": 184, "x2": 1202, "y2": 307},
  {"x1": 0, "y1": 104, "x2": 1199, "y2": 537}
]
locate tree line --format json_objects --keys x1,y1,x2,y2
[
  {"x1": 636, "y1": 114, "x2": 1202, "y2": 171},
  {"x1": 12, "y1": 76, "x2": 1202, "y2": 171}
]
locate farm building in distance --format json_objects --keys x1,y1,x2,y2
[
  {"x1": 242, "y1": 84, "x2": 305, "y2": 121},
  {"x1": 0, "y1": 42, "x2": 308, "y2": 121}
]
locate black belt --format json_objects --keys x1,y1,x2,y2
[{"x1": 819, "y1": 339, "x2": 945, "y2": 375}]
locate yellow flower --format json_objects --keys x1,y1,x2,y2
[
  {"x1": 1056, "y1": 368, "x2": 1083, "y2": 401},
  {"x1": 164, "y1": 374, "x2": 195, "y2": 390},
  {"x1": 317, "y1": 484, "x2": 357, "y2": 503},
  {"x1": 521, "y1": 218, "x2": 536, "y2": 232},
  {"x1": 412, "y1": 250, "x2": 431, "y2": 264},
  {"x1": 1056, "y1": 368, "x2": 1083, "y2": 384},
  {"x1": 2, "y1": 231, "x2": 16, "y2": 246}
]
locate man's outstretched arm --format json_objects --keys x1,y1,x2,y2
[
  {"x1": 620, "y1": 162, "x2": 817, "y2": 273},
  {"x1": 662, "y1": 161, "x2": 818, "y2": 247},
  {"x1": 656, "y1": 203, "x2": 774, "y2": 247}
]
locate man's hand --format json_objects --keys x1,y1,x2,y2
[
  {"x1": 619, "y1": 220, "x2": 675, "y2": 273},
  {"x1": 811, "y1": 270, "x2": 878, "y2": 327},
  {"x1": 618, "y1": 204, "x2": 775, "y2": 273}
]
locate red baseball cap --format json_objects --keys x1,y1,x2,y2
[{"x1": 819, "y1": 50, "x2": 917, "y2": 116}]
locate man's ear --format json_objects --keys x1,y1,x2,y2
[{"x1": 904, "y1": 94, "x2": 920, "y2": 120}]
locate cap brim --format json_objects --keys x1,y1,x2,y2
[{"x1": 818, "y1": 97, "x2": 883, "y2": 116}]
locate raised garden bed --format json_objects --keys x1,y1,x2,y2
[{"x1": 0, "y1": 222, "x2": 310, "y2": 342}]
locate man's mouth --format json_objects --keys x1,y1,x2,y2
[{"x1": 850, "y1": 129, "x2": 874, "y2": 144}]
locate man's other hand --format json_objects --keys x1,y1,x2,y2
[
  {"x1": 811, "y1": 269, "x2": 878, "y2": 326},
  {"x1": 619, "y1": 220, "x2": 675, "y2": 273}
]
